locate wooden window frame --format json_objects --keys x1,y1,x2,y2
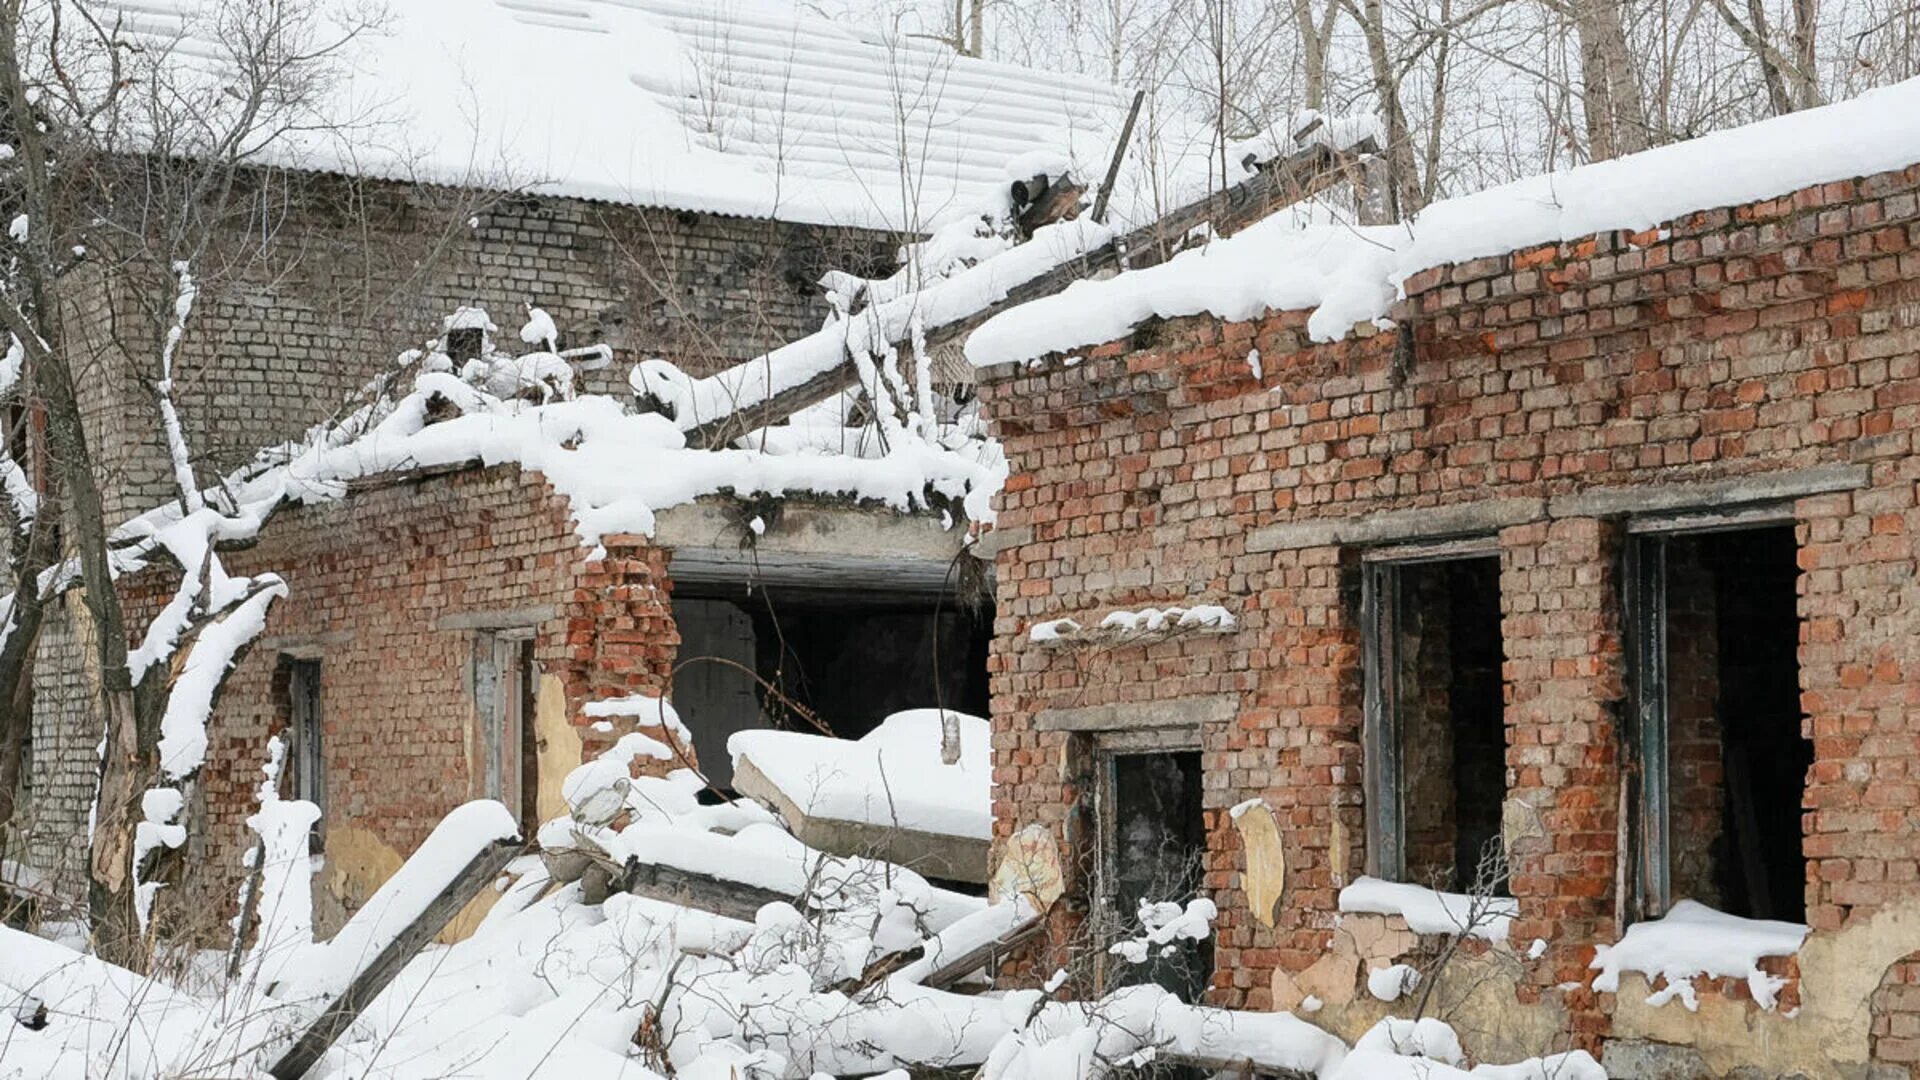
[
  {"x1": 1359, "y1": 535, "x2": 1501, "y2": 883},
  {"x1": 1620, "y1": 502, "x2": 1796, "y2": 923}
]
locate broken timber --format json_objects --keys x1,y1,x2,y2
[
  {"x1": 914, "y1": 912, "x2": 1044, "y2": 990},
  {"x1": 620, "y1": 856, "x2": 795, "y2": 922},
  {"x1": 265, "y1": 837, "x2": 521, "y2": 1080},
  {"x1": 679, "y1": 138, "x2": 1374, "y2": 449}
]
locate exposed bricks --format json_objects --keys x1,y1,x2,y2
[
  {"x1": 29, "y1": 465, "x2": 680, "y2": 926},
  {"x1": 978, "y1": 158, "x2": 1920, "y2": 1061}
]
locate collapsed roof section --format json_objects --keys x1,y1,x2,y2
[{"x1": 632, "y1": 115, "x2": 1385, "y2": 447}]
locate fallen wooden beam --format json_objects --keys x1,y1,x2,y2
[
  {"x1": 1155, "y1": 1051, "x2": 1315, "y2": 1080},
  {"x1": 266, "y1": 836, "x2": 521, "y2": 1080},
  {"x1": 918, "y1": 915, "x2": 1045, "y2": 990},
  {"x1": 680, "y1": 140, "x2": 1369, "y2": 449},
  {"x1": 620, "y1": 856, "x2": 796, "y2": 923}
]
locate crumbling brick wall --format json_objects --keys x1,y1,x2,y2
[
  {"x1": 979, "y1": 162, "x2": 1920, "y2": 1070},
  {"x1": 29, "y1": 464, "x2": 681, "y2": 927}
]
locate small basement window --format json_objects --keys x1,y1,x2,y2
[
  {"x1": 274, "y1": 655, "x2": 324, "y2": 851},
  {"x1": 1625, "y1": 521, "x2": 1810, "y2": 922},
  {"x1": 1362, "y1": 547, "x2": 1508, "y2": 893},
  {"x1": 1099, "y1": 746, "x2": 1212, "y2": 1003}
]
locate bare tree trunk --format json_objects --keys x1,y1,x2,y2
[
  {"x1": 1790, "y1": 0, "x2": 1819, "y2": 108},
  {"x1": 1571, "y1": 0, "x2": 1651, "y2": 159},
  {"x1": 30, "y1": 326, "x2": 163, "y2": 966},
  {"x1": 1421, "y1": 0, "x2": 1454, "y2": 206},
  {"x1": 1345, "y1": 0, "x2": 1423, "y2": 217},
  {"x1": 1293, "y1": 0, "x2": 1339, "y2": 112},
  {"x1": 1711, "y1": 0, "x2": 1823, "y2": 114}
]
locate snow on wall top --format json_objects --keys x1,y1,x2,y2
[
  {"x1": 966, "y1": 76, "x2": 1920, "y2": 367},
  {"x1": 80, "y1": 0, "x2": 1135, "y2": 231}
]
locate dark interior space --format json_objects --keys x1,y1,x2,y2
[
  {"x1": 1107, "y1": 750, "x2": 1211, "y2": 1003},
  {"x1": 1665, "y1": 525, "x2": 1810, "y2": 921},
  {"x1": 670, "y1": 586, "x2": 992, "y2": 789},
  {"x1": 1394, "y1": 556, "x2": 1508, "y2": 893}
]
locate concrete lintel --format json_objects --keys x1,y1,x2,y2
[
  {"x1": 655, "y1": 498, "x2": 975, "y2": 592},
  {"x1": 732, "y1": 756, "x2": 987, "y2": 883},
  {"x1": 1547, "y1": 464, "x2": 1869, "y2": 520},
  {"x1": 972, "y1": 524, "x2": 1033, "y2": 559},
  {"x1": 653, "y1": 499, "x2": 968, "y2": 562},
  {"x1": 436, "y1": 606, "x2": 557, "y2": 631},
  {"x1": 1035, "y1": 694, "x2": 1239, "y2": 733},
  {"x1": 1246, "y1": 498, "x2": 1545, "y2": 554}
]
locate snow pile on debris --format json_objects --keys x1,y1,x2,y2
[
  {"x1": 1590, "y1": 899, "x2": 1808, "y2": 1011},
  {"x1": 99, "y1": 307, "x2": 1001, "y2": 565},
  {"x1": 967, "y1": 76, "x2": 1920, "y2": 366},
  {"x1": 1339, "y1": 876, "x2": 1517, "y2": 944},
  {"x1": 730, "y1": 710, "x2": 992, "y2": 841},
  {"x1": 640, "y1": 106, "x2": 1385, "y2": 447},
  {"x1": 1326, "y1": 1018, "x2": 1606, "y2": 1080},
  {"x1": 1, "y1": 703, "x2": 1630, "y2": 1080},
  {"x1": 634, "y1": 214, "x2": 1112, "y2": 440}
]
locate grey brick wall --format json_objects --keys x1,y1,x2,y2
[{"x1": 89, "y1": 174, "x2": 897, "y2": 518}]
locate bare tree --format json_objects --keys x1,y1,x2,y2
[{"x1": 0, "y1": 0, "x2": 385, "y2": 967}]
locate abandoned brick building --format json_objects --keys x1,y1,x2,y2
[
  {"x1": 13, "y1": 0, "x2": 1138, "y2": 923},
  {"x1": 973, "y1": 89, "x2": 1920, "y2": 1077}
]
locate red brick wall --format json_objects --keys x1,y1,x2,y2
[
  {"x1": 121, "y1": 464, "x2": 678, "y2": 918},
  {"x1": 979, "y1": 162, "x2": 1920, "y2": 1045}
]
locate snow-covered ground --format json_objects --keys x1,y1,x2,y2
[{"x1": 3, "y1": 688, "x2": 1763, "y2": 1080}]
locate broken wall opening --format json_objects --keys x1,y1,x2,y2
[
  {"x1": 1099, "y1": 746, "x2": 1211, "y2": 1004},
  {"x1": 1363, "y1": 551, "x2": 1508, "y2": 893},
  {"x1": 670, "y1": 585, "x2": 991, "y2": 789},
  {"x1": 1628, "y1": 522, "x2": 1810, "y2": 922}
]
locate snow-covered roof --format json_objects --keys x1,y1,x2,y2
[
  {"x1": 91, "y1": 0, "x2": 1135, "y2": 231},
  {"x1": 967, "y1": 77, "x2": 1920, "y2": 367}
]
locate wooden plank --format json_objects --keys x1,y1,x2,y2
[
  {"x1": 1156, "y1": 1051, "x2": 1315, "y2": 1079},
  {"x1": 1090, "y1": 90, "x2": 1145, "y2": 224},
  {"x1": 681, "y1": 140, "x2": 1368, "y2": 448},
  {"x1": 918, "y1": 913, "x2": 1044, "y2": 991},
  {"x1": 266, "y1": 837, "x2": 521, "y2": 1080},
  {"x1": 621, "y1": 857, "x2": 796, "y2": 923}
]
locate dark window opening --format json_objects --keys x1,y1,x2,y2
[
  {"x1": 446, "y1": 326, "x2": 486, "y2": 363},
  {"x1": 1363, "y1": 552, "x2": 1508, "y2": 893},
  {"x1": 475, "y1": 631, "x2": 539, "y2": 831},
  {"x1": 1627, "y1": 523, "x2": 1809, "y2": 922},
  {"x1": 1102, "y1": 749, "x2": 1211, "y2": 1004},
  {"x1": 669, "y1": 587, "x2": 991, "y2": 792},
  {"x1": 274, "y1": 655, "x2": 324, "y2": 851}
]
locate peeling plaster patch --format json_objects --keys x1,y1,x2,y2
[
  {"x1": 1231, "y1": 799, "x2": 1286, "y2": 928},
  {"x1": 1609, "y1": 895, "x2": 1920, "y2": 1078},
  {"x1": 993, "y1": 823, "x2": 1065, "y2": 909},
  {"x1": 1330, "y1": 817, "x2": 1351, "y2": 888},
  {"x1": 533, "y1": 673, "x2": 582, "y2": 823},
  {"x1": 1501, "y1": 797, "x2": 1546, "y2": 860},
  {"x1": 322, "y1": 825, "x2": 404, "y2": 918}
]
